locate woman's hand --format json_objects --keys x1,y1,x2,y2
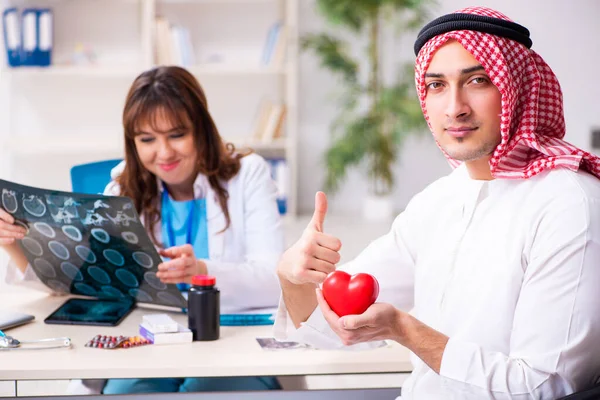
[
  {"x1": 157, "y1": 244, "x2": 208, "y2": 284},
  {"x1": 0, "y1": 208, "x2": 26, "y2": 246}
]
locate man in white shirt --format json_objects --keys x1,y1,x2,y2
[{"x1": 274, "y1": 6, "x2": 600, "y2": 399}]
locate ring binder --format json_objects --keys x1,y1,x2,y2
[
  {"x1": 36, "y1": 8, "x2": 52, "y2": 67},
  {"x1": 2, "y1": 8, "x2": 21, "y2": 67},
  {"x1": 20, "y1": 8, "x2": 37, "y2": 66}
]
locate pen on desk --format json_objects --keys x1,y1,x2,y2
[{"x1": 219, "y1": 314, "x2": 275, "y2": 326}]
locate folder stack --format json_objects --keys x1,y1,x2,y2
[{"x1": 2, "y1": 7, "x2": 53, "y2": 67}]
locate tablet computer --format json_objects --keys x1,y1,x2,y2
[
  {"x1": 45, "y1": 298, "x2": 135, "y2": 327},
  {"x1": 0, "y1": 311, "x2": 35, "y2": 330}
]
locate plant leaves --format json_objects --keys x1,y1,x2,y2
[
  {"x1": 324, "y1": 114, "x2": 373, "y2": 193},
  {"x1": 301, "y1": 33, "x2": 359, "y2": 84},
  {"x1": 306, "y1": 0, "x2": 435, "y2": 195}
]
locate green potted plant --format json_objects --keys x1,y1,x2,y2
[{"x1": 303, "y1": 0, "x2": 431, "y2": 220}]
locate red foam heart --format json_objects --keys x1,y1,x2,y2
[{"x1": 322, "y1": 271, "x2": 379, "y2": 317}]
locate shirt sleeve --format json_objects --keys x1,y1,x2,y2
[
  {"x1": 203, "y1": 156, "x2": 284, "y2": 311},
  {"x1": 274, "y1": 194, "x2": 421, "y2": 348},
  {"x1": 439, "y1": 195, "x2": 600, "y2": 398},
  {"x1": 103, "y1": 180, "x2": 120, "y2": 196}
]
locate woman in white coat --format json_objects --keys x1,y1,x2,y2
[{"x1": 0, "y1": 66, "x2": 284, "y2": 393}]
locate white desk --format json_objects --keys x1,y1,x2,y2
[{"x1": 0, "y1": 287, "x2": 412, "y2": 394}]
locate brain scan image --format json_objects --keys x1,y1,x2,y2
[
  {"x1": 1, "y1": 178, "x2": 185, "y2": 309},
  {"x1": 2, "y1": 189, "x2": 18, "y2": 213},
  {"x1": 23, "y1": 195, "x2": 46, "y2": 217},
  {"x1": 62, "y1": 225, "x2": 83, "y2": 242}
]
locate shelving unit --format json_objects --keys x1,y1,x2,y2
[
  {"x1": 0, "y1": 64, "x2": 290, "y2": 77},
  {"x1": 2, "y1": 136, "x2": 290, "y2": 155},
  {"x1": 0, "y1": 0, "x2": 298, "y2": 217}
]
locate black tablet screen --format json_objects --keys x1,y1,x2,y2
[{"x1": 45, "y1": 298, "x2": 135, "y2": 326}]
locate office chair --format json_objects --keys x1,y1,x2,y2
[{"x1": 70, "y1": 159, "x2": 122, "y2": 195}]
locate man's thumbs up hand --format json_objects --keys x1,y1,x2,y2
[
  {"x1": 308, "y1": 191, "x2": 327, "y2": 233},
  {"x1": 277, "y1": 192, "x2": 342, "y2": 285}
]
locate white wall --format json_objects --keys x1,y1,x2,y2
[
  {"x1": 1, "y1": 0, "x2": 599, "y2": 215},
  {"x1": 0, "y1": 0, "x2": 285, "y2": 193},
  {"x1": 296, "y1": 0, "x2": 600, "y2": 214}
]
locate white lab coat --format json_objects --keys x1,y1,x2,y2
[{"x1": 6, "y1": 153, "x2": 284, "y2": 312}]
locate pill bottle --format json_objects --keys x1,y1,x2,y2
[{"x1": 187, "y1": 275, "x2": 220, "y2": 341}]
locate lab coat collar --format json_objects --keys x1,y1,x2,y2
[
  {"x1": 110, "y1": 161, "x2": 223, "y2": 220},
  {"x1": 110, "y1": 161, "x2": 226, "y2": 258}
]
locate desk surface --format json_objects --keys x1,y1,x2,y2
[{"x1": 0, "y1": 287, "x2": 413, "y2": 381}]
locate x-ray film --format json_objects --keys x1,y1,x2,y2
[{"x1": 0, "y1": 179, "x2": 186, "y2": 309}]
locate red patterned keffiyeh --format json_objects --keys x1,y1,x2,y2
[{"x1": 414, "y1": 6, "x2": 600, "y2": 179}]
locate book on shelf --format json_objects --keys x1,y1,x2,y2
[
  {"x1": 261, "y1": 103, "x2": 286, "y2": 143},
  {"x1": 154, "y1": 16, "x2": 195, "y2": 67},
  {"x1": 261, "y1": 21, "x2": 287, "y2": 68},
  {"x1": 154, "y1": 18, "x2": 285, "y2": 69},
  {"x1": 269, "y1": 25, "x2": 288, "y2": 68},
  {"x1": 251, "y1": 98, "x2": 273, "y2": 141},
  {"x1": 251, "y1": 99, "x2": 287, "y2": 143}
]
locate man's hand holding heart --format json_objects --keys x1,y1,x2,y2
[
  {"x1": 316, "y1": 287, "x2": 405, "y2": 346},
  {"x1": 279, "y1": 191, "x2": 449, "y2": 373},
  {"x1": 277, "y1": 191, "x2": 404, "y2": 347},
  {"x1": 317, "y1": 269, "x2": 404, "y2": 346}
]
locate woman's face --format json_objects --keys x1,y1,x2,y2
[{"x1": 133, "y1": 108, "x2": 198, "y2": 193}]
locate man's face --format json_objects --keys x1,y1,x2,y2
[{"x1": 424, "y1": 40, "x2": 502, "y2": 162}]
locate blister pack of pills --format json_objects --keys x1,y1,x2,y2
[{"x1": 85, "y1": 334, "x2": 151, "y2": 349}]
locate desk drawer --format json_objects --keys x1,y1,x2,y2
[
  {"x1": 16, "y1": 380, "x2": 70, "y2": 397},
  {"x1": 0, "y1": 381, "x2": 15, "y2": 397}
]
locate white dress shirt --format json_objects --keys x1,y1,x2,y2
[{"x1": 275, "y1": 164, "x2": 600, "y2": 399}]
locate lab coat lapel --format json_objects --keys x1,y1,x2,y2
[{"x1": 205, "y1": 185, "x2": 225, "y2": 260}]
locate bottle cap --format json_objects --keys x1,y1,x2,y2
[{"x1": 191, "y1": 275, "x2": 216, "y2": 286}]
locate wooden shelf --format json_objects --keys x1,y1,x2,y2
[
  {"x1": 4, "y1": 137, "x2": 125, "y2": 156},
  {"x1": 187, "y1": 64, "x2": 288, "y2": 76},
  {"x1": 2, "y1": 66, "x2": 143, "y2": 77},
  {"x1": 159, "y1": 0, "x2": 278, "y2": 4},
  {"x1": 4, "y1": 136, "x2": 288, "y2": 156},
  {"x1": 230, "y1": 138, "x2": 290, "y2": 152},
  {"x1": 2, "y1": 64, "x2": 288, "y2": 78}
]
